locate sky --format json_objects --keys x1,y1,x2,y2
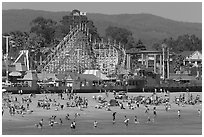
[{"x1": 2, "y1": 2, "x2": 202, "y2": 23}]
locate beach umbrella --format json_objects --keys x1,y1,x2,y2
[
  {"x1": 97, "y1": 95, "x2": 103, "y2": 100},
  {"x1": 9, "y1": 71, "x2": 22, "y2": 76},
  {"x1": 2, "y1": 89, "x2": 7, "y2": 92},
  {"x1": 109, "y1": 99, "x2": 118, "y2": 106}
]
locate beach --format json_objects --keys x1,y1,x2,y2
[{"x1": 2, "y1": 92, "x2": 202, "y2": 135}]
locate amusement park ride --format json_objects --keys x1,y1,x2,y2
[
  {"x1": 3, "y1": 10, "x2": 201, "y2": 93},
  {"x1": 3, "y1": 11, "x2": 127, "y2": 84},
  {"x1": 37, "y1": 24, "x2": 126, "y2": 75},
  {"x1": 10, "y1": 24, "x2": 126, "y2": 76},
  {"x1": 3, "y1": 14, "x2": 130, "y2": 93}
]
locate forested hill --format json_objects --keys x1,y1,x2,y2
[{"x1": 2, "y1": 9, "x2": 202, "y2": 47}]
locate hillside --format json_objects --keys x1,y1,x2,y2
[{"x1": 2, "y1": 9, "x2": 202, "y2": 49}]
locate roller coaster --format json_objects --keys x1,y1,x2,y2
[{"x1": 36, "y1": 23, "x2": 126, "y2": 76}]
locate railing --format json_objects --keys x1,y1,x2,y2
[
  {"x1": 41, "y1": 27, "x2": 81, "y2": 71},
  {"x1": 52, "y1": 31, "x2": 87, "y2": 72},
  {"x1": 40, "y1": 24, "x2": 126, "y2": 74},
  {"x1": 112, "y1": 44, "x2": 126, "y2": 67}
]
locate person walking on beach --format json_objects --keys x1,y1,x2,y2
[
  {"x1": 134, "y1": 116, "x2": 139, "y2": 124},
  {"x1": 2, "y1": 107, "x2": 4, "y2": 116},
  {"x1": 165, "y1": 102, "x2": 169, "y2": 111},
  {"x1": 74, "y1": 113, "x2": 80, "y2": 120},
  {"x1": 153, "y1": 107, "x2": 157, "y2": 118},
  {"x1": 49, "y1": 119, "x2": 54, "y2": 128},
  {"x1": 66, "y1": 113, "x2": 70, "y2": 120},
  {"x1": 124, "y1": 115, "x2": 129, "y2": 126},
  {"x1": 27, "y1": 103, "x2": 29, "y2": 110},
  {"x1": 112, "y1": 112, "x2": 116, "y2": 124},
  {"x1": 198, "y1": 109, "x2": 201, "y2": 117},
  {"x1": 147, "y1": 116, "x2": 151, "y2": 123},
  {"x1": 145, "y1": 105, "x2": 149, "y2": 114},
  {"x1": 152, "y1": 107, "x2": 157, "y2": 123},
  {"x1": 94, "y1": 120, "x2": 98, "y2": 128},
  {"x1": 136, "y1": 102, "x2": 140, "y2": 108},
  {"x1": 59, "y1": 118, "x2": 63, "y2": 125},
  {"x1": 178, "y1": 110, "x2": 181, "y2": 119},
  {"x1": 71, "y1": 121, "x2": 76, "y2": 129},
  {"x1": 39, "y1": 119, "x2": 43, "y2": 129}
]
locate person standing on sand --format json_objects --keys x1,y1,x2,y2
[
  {"x1": 178, "y1": 110, "x2": 181, "y2": 119},
  {"x1": 49, "y1": 119, "x2": 54, "y2": 128},
  {"x1": 153, "y1": 107, "x2": 157, "y2": 117},
  {"x1": 39, "y1": 119, "x2": 43, "y2": 129},
  {"x1": 145, "y1": 105, "x2": 149, "y2": 114},
  {"x1": 70, "y1": 122, "x2": 73, "y2": 129},
  {"x1": 112, "y1": 112, "x2": 116, "y2": 124},
  {"x1": 74, "y1": 113, "x2": 80, "y2": 119},
  {"x1": 59, "y1": 118, "x2": 63, "y2": 125},
  {"x1": 136, "y1": 102, "x2": 140, "y2": 108},
  {"x1": 71, "y1": 121, "x2": 76, "y2": 129},
  {"x1": 134, "y1": 116, "x2": 139, "y2": 124},
  {"x1": 66, "y1": 113, "x2": 70, "y2": 120},
  {"x1": 73, "y1": 121, "x2": 76, "y2": 129},
  {"x1": 147, "y1": 116, "x2": 151, "y2": 123},
  {"x1": 2, "y1": 107, "x2": 4, "y2": 116},
  {"x1": 94, "y1": 120, "x2": 98, "y2": 128},
  {"x1": 124, "y1": 115, "x2": 129, "y2": 126},
  {"x1": 165, "y1": 102, "x2": 169, "y2": 111},
  {"x1": 197, "y1": 109, "x2": 201, "y2": 117},
  {"x1": 27, "y1": 103, "x2": 29, "y2": 110}
]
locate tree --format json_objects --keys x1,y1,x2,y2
[
  {"x1": 152, "y1": 34, "x2": 201, "y2": 54},
  {"x1": 166, "y1": 34, "x2": 201, "y2": 53},
  {"x1": 2, "y1": 31, "x2": 30, "y2": 60},
  {"x1": 135, "y1": 39, "x2": 146, "y2": 51},
  {"x1": 59, "y1": 10, "x2": 100, "y2": 41},
  {"x1": 30, "y1": 16, "x2": 57, "y2": 46},
  {"x1": 105, "y1": 26, "x2": 135, "y2": 49},
  {"x1": 152, "y1": 42, "x2": 161, "y2": 51}
]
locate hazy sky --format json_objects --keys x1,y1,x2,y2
[{"x1": 2, "y1": 2, "x2": 202, "y2": 23}]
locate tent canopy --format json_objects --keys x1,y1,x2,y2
[
  {"x1": 2, "y1": 89, "x2": 7, "y2": 92},
  {"x1": 109, "y1": 99, "x2": 118, "y2": 106},
  {"x1": 9, "y1": 71, "x2": 22, "y2": 77},
  {"x1": 55, "y1": 72, "x2": 79, "y2": 81},
  {"x1": 83, "y1": 70, "x2": 109, "y2": 80},
  {"x1": 23, "y1": 70, "x2": 38, "y2": 81},
  {"x1": 37, "y1": 72, "x2": 59, "y2": 81},
  {"x1": 79, "y1": 74, "x2": 101, "y2": 81}
]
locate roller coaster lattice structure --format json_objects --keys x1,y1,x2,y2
[{"x1": 38, "y1": 24, "x2": 126, "y2": 75}]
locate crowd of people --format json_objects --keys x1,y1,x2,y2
[
  {"x1": 2, "y1": 93, "x2": 34, "y2": 117},
  {"x1": 2, "y1": 89, "x2": 202, "y2": 132}
]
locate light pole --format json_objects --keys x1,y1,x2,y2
[
  {"x1": 167, "y1": 47, "x2": 170, "y2": 79},
  {"x1": 161, "y1": 43, "x2": 167, "y2": 80},
  {"x1": 3, "y1": 35, "x2": 12, "y2": 86}
]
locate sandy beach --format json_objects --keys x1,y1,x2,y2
[{"x1": 2, "y1": 92, "x2": 202, "y2": 135}]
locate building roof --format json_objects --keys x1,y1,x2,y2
[
  {"x1": 23, "y1": 70, "x2": 38, "y2": 81},
  {"x1": 179, "y1": 51, "x2": 195, "y2": 58},
  {"x1": 83, "y1": 70, "x2": 109, "y2": 80},
  {"x1": 126, "y1": 48, "x2": 139, "y2": 54},
  {"x1": 180, "y1": 50, "x2": 202, "y2": 61},
  {"x1": 55, "y1": 72, "x2": 77, "y2": 81},
  {"x1": 15, "y1": 63, "x2": 27, "y2": 72},
  {"x1": 169, "y1": 73, "x2": 197, "y2": 81},
  {"x1": 37, "y1": 72, "x2": 60, "y2": 81},
  {"x1": 126, "y1": 49, "x2": 162, "y2": 54},
  {"x1": 2, "y1": 60, "x2": 17, "y2": 72},
  {"x1": 79, "y1": 74, "x2": 101, "y2": 81},
  {"x1": 2, "y1": 61, "x2": 27, "y2": 72}
]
